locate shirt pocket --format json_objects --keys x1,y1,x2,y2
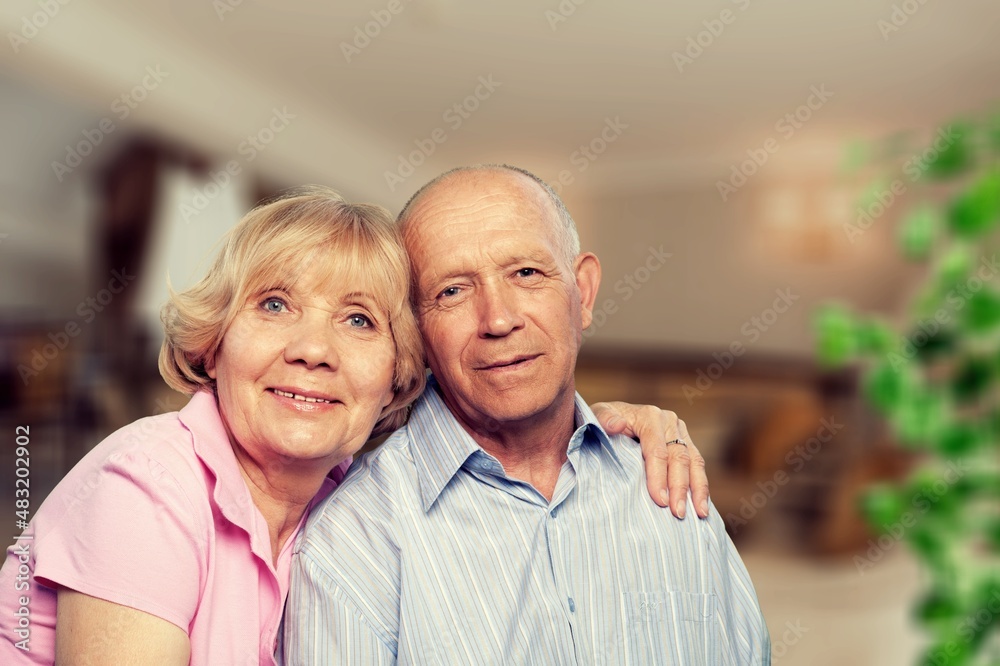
[{"x1": 621, "y1": 591, "x2": 718, "y2": 665}]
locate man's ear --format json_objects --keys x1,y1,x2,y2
[{"x1": 573, "y1": 252, "x2": 601, "y2": 330}]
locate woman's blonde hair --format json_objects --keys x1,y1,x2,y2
[{"x1": 159, "y1": 186, "x2": 425, "y2": 435}]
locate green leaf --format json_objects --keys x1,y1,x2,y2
[
  {"x1": 920, "y1": 633, "x2": 974, "y2": 665},
  {"x1": 862, "y1": 484, "x2": 906, "y2": 528},
  {"x1": 908, "y1": 523, "x2": 947, "y2": 560},
  {"x1": 939, "y1": 423, "x2": 980, "y2": 456},
  {"x1": 814, "y1": 304, "x2": 857, "y2": 367},
  {"x1": 865, "y1": 363, "x2": 908, "y2": 411},
  {"x1": 935, "y1": 244, "x2": 974, "y2": 291},
  {"x1": 988, "y1": 108, "x2": 1000, "y2": 152},
  {"x1": 990, "y1": 520, "x2": 1000, "y2": 550},
  {"x1": 857, "y1": 319, "x2": 895, "y2": 355},
  {"x1": 947, "y1": 168, "x2": 1000, "y2": 238},
  {"x1": 963, "y1": 289, "x2": 1000, "y2": 332},
  {"x1": 894, "y1": 390, "x2": 948, "y2": 448},
  {"x1": 899, "y1": 205, "x2": 938, "y2": 260},
  {"x1": 926, "y1": 123, "x2": 972, "y2": 179},
  {"x1": 915, "y1": 589, "x2": 961, "y2": 623}
]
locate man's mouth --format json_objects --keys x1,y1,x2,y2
[{"x1": 481, "y1": 355, "x2": 538, "y2": 370}]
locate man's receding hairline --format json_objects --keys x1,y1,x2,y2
[
  {"x1": 398, "y1": 164, "x2": 581, "y2": 264},
  {"x1": 400, "y1": 165, "x2": 545, "y2": 221}
]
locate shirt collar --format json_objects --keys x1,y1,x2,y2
[
  {"x1": 408, "y1": 377, "x2": 481, "y2": 513},
  {"x1": 177, "y1": 391, "x2": 343, "y2": 533},
  {"x1": 409, "y1": 376, "x2": 627, "y2": 513},
  {"x1": 569, "y1": 398, "x2": 628, "y2": 477}
]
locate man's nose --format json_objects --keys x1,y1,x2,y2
[{"x1": 477, "y1": 281, "x2": 525, "y2": 338}]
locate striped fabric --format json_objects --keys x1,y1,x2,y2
[{"x1": 283, "y1": 377, "x2": 770, "y2": 665}]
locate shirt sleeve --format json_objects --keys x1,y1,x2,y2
[
  {"x1": 282, "y1": 548, "x2": 395, "y2": 666},
  {"x1": 33, "y1": 446, "x2": 205, "y2": 633},
  {"x1": 707, "y1": 506, "x2": 772, "y2": 664}
]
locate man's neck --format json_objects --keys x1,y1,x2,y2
[{"x1": 448, "y1": 390, "x2": 579, "y2": 502}]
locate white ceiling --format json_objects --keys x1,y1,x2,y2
[{"x1": 3, "y1": 0, "x2": 997, "y2": 204}]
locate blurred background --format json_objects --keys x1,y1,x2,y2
[{"x1": 2, "y1": 1, "x2": 999, "y2": 663}]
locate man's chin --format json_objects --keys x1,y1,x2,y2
[{"x1": 466, "y1": 392, "x2": 573, "y2": 431}]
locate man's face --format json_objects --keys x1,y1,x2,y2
[{"x1": 405, "y1": 171, "x2": 600, "y2": 433}]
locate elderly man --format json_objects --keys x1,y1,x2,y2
[{"x1": 284, "y1": 165, "x2": 770, "y2": 664}]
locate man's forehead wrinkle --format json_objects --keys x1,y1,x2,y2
[{"x1": 415, "y1": 191, "x2": 533, "y2": 228}]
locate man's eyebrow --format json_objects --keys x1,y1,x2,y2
[
  {"x1": 418, "y1": 270, "x2": 470, "y2": 294},
  {"x1": 500, "y1": 251, "x2": 559, "y2": 267}
]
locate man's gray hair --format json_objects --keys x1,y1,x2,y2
[{"x1": 397, "y1": 164, "x2": 581, "y2": 267}]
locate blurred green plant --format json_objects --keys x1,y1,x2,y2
[{"x1": 818, "y1": 107, "x2": 1000, "y2": 665}]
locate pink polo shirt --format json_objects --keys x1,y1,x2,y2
[{"x1": 0, "y1": 390, "x2": 349, "y2": 665}]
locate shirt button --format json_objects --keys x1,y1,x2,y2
[{"x1": 568, "y1": 597, "x2": 576, "y2": 613}]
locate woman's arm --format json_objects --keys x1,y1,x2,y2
[
  {"x1": 591, "y1": 402, "x2": 709, "y2": 518},
  {"x1": 56, "y1": 588, "x2": 190, "y2": 665}
]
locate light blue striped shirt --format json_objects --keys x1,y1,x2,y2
[{"x1": 284, "y1": 377, "x2": 770, "y2": 665}]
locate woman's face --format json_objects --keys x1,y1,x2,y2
[{"x1": 207, "y1": 254, "x2": 396, "y2": 472}]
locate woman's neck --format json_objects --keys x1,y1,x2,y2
[{"x1": 230, "y1": 444, "x2": 331, "y2": 566}]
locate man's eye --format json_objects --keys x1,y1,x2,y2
[
  {"x1": 517, "y1": 268, "x2": 538, "y2": 278},
  {"x1": 262, "y1": 297, "x2": 287, "y2": 313},
  {"x1": 348, "y1": 314, "x2": 373, "y2": 328}
]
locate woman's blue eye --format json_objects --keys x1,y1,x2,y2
[
  {"x1": 517, "y1": 268, "x2": 537, "y2": 277},
  {"x1": 440, "y1": 286, "x2": 460, "y2": 298},
  {"x1": 348, "y1": 314, "x2": 373, "y2": 328},
  {"x1": 262, "y1": 298, "x2": 286, "y2": 313}
]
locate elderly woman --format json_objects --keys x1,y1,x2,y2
[{"x1": 0, "y1": 188, "x2": 703, "y2": 665}]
